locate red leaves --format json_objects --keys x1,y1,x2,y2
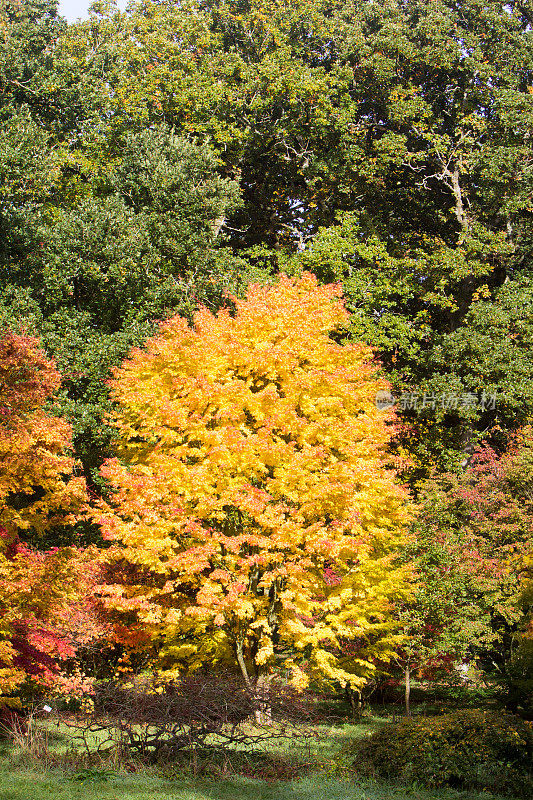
[
  {"x1": 0, "y1": 538, "x2": 96, "y2": 698},
  {"x1": 0, "y1": 331, "x2": 94, "y2": 702}
]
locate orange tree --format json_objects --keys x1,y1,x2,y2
[
  {"x1": 0, "y1": 331, "x2": 89, "y2": 705},
  {"x1": 96, "y1": 275, "x2": 412, "y2": 691},
  {"x1": 0, "y1": 332, "x2": 86, "y2": 537}
]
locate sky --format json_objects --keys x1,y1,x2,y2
[{"x1": 58, "y1": 0, "x2": 128, "y2": 23}]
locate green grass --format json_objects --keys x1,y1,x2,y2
[
  {"x1": 0, "y1": 766, "x2": 518, "y2": 800},
  {"x1": 0, "y1": 703, "x2": 523, "y2": 800}
]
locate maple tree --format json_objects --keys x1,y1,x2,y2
[
  {"x1": 0, "y1": 527, "x2": 97, "y2": 705},
  {"x1": 0, "y1": 330, "x2": 91, "y2": 704},
  {"x1": 96, "y1": 274, "x2": 411, "y2": 693},
  {"x1": 0, "y1": 331, "x2": 86, "y2": 535},
  {"x1": 392, "y1": 429, "x2": 533, "y2": 713}
]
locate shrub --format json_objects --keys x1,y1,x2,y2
[
  {"x1": 350, "y1": 709, "x2": 533, "y2": 796},
  {"x1": 56, "y1": 672, "x2": 319, "y2": 765}
]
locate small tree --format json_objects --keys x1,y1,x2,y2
[
  {"x1": 0, "y1": 331, "x2": 89, "y2": 705},
  {"x1": 393, "y1": 519, "x2": 490, "y2": 715},
  {"x1": 393, "y1": 429, "x2": 533, "y2": 714},
  {"x1": 97, "y1": 275, "x2": 412, "y2": 694}
]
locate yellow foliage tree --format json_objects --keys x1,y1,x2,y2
[{"x1": 97, "y1": 275, "x2": 412, "y2": 690}]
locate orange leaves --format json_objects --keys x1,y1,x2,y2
[
  {"x1": 98, "y1": 274, "x2": 412, "y2": 687},
  {"x1": 0, "y1": 332, "x2": 94, "y2": 703},
  {"x1": 0, "y1": 331, "x2": 61, "y2": 413},
  {"x1": 0, "y1": 331, "x2": 87, "y2": 536},
  {"x1": 0, "y1": 529, "x2": 99, "y2": 701}
]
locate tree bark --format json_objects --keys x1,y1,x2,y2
[
  {"x1": 405, "y1": 665, "x2": 411, "y2": 717},
  {"x1": 345, "y1": 684, "x2": 362, "y2": 718},
  {"x1": 235, "y1": 640, "x2": 272, "y2": 724},
  {"x1": 235, "y1": 639, "x2": 253, "y2": 692}
]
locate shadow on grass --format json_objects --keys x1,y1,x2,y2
[
  {"x1": 0, "y1": 770, "x2": 361, "y2": 800},
  {"x1": 0, "y1": 739, "x2": 12, "y2": 758}
]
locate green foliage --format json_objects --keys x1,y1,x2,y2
[
  {"x1": 285, "y1": 210, "x2": 533, "y2": 477},
  {"x1": 0, "y1": 0, "x2": 252, "y2": 583},
  {"x1": 351, "y1": 709, "x2": 533, "y2": 797},
  {"x1": 5, "y1": 0, "x2": 533, "y2": 480},
  {"x1": 0, "y1": 1, "x2": 249, "y2": 489},
  {"x1": 60, "y1": 0, "x2": 530, "y2": 476},
  {"x1": 399, "y1": 430, "x2": 533, "y2": 695}
]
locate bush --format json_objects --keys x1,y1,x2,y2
[
  {"x1": 350, "y1": 709, "x2": 533, "y2": 796},
  {"x1": 55, "y1": 672, "x2": 319, "y2": 765}
]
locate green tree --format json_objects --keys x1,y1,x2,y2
[
  {"x1": 61, "y1": 0, "x2": 533, "y2": 476},
  {"x1": 0, "y1": 2, "x2": 246, "y2": 486},
  {"x1": 1, "y1": 126, "x2": 242, "y2": 481}
]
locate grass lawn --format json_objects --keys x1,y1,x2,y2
[
  {"x1": 0, "y1": 767, "x2": 514, "y2": 800},
  {"x1": 0, "y1": 703, "x2": 522, "y2": 800}
]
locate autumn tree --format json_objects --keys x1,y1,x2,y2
[
  {"x1": 398, "y1": 429, "x2": 533, "y2": 714},
  {"x1": 0, "y1": 331, "x2": 86, "y2": 535},
  {"x1": 0, "y1": 331, "x2": 89, "y2": 704},
  {"x1": 0, "y1": 527, "x2": 96, "y2": 706},
  {"x1": 96, "y1": 275, "x2": 411, "y2": 695}
]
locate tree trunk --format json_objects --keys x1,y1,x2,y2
[
  {"x1": 254, "y1": 672, "x2": 272, "y2": 725},
  {"x1": 405, "y1": 665, "x2": 411, "y2": 717},
  {"x1": 460, "y1": 420, "x2": 474, "y2": 469},
  {"x1": 235, "y1": 639, "x2": 253, "y2": 692},
  {"x1": 235, "y1": 640, "x2": 272, "y2": 725},
  {"x1": 345, "y1": 684, "x2": 362, "y2": 718}
]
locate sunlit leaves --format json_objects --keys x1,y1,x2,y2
[
  {"x1": 0, "y1": 331, "x2": 87, "y2": 535},
  {"x1": 97, "y1": 275, "x2": 411, "y2": 688}
]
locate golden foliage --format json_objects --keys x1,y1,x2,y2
[{"x1": 98, "y1": 275, "x2": 412, "y2": 687}]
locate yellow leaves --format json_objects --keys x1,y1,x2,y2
[
  {"x1": 471, "y1": 284, "x2": 491, "y2": 303},
  {"x1": 99, "y1": 274, "x2": 412, "y2": 685},
  {"x1": 255, "y1": 640, "x2": 274, "y2": 665},
  {"x1": 286, "y1": 663, "x2": 310, "y2": 690}
]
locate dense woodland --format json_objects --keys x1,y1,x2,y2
[{"x1": 1, "y1": 0, "x2": 533, "y2": 792}]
